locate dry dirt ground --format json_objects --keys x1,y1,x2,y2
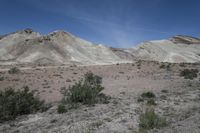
[{"x1": 0, "y1": 61, "x2": 200, "y2": 133}]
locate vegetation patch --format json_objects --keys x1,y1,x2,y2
[
  {"x1": 136, "y1": 60, "x2": 142, "y2": 69},
  {"x1": 0, "y1": 86, "x2": 47, "y2": 122},
  {"x1": 138, "y1": 91, "x2": 157, "y2": 106},
  {"x1": 58, "y1": 72, "x2": 110, "y2": 113},
  {"x1": 147, "y1": 99, "x2": 156, "y2": 106},
  {"x1": 141, "y1": 91, "x2": 156, "y2": 99},
  {"x1": 57, "y1": 104, "x2": 67, "y2": 114},
  {"x1": 139, "y1": 109, "x2": 167, "y2": 131},
  {"x1": 159, "y1": 63, "x2": 171, "y2": 71},
  {"x1": 161, "y1": 89, "x2": 168, "y2": 93},
  {"x1": 0, "y1": 76, "x2": 4, "y2": 81},
  {"x1": 8, "y1": 67, "x2": 20, "y2": 74},
  {"x1": 180, "y1": 69, "x2": 199, "y2": 80}
]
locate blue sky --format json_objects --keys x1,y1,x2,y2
[{"x1": 0, "y1": 0, "x2": 200, "y2": 48}]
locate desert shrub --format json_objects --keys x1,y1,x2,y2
[
  {"x1": 119, "y1": 71, "x2": 124, "y2": 74},
  {"x1": 58, "y1": 72, "x2": 109, "y2": 113},
  {"x1": 141, "y1": 91, "x2": 156, "y2": 99},
  {"x1": 147, "y1": 99, "x2": 156, "y2": 106},
  {"x1": 160, "y1": 64, "x2": 171, "y2": 71},
  {"x1": 0, "y1": 86, "x2": 45, "y2": 122},
  {"x1": 136, "y1": 60, "x2": 142, "y2": 69},
  {"x1": 179, "y1": 63, "x2": 186, "y2": 67},
  {"x1": 161, "y1": 89, "x2": 168, "y2": 93},
  {"x1": 180, "y1": 69, "x2": 199, "y2": 80},
  {"x1": 137, "y1": 97, "x2": 144, "y2": 103},
  {"x1": 57, "y1": 104, "x2": 67, "y2": 114},
  {"x1": 0, "y1": 76, "x2": 4, "y2": 81},
  {"x1": 138, "y1": 92, "x2": 156, "y2": 104},
  {"x1": 139, "y1": 109, "x2": 167, "y2": 131},
  {"x1": 8, "y1": 67, "x2": 20, "y2": 74},
  {"x1": 159, "y1": 64, "x2": 165, "y2": 69}
]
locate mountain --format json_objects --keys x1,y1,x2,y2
[
  {"x1": 111, "y1": 35, "x2": 200, "y2": 63},
  {"x1": 0, "y1": 29, "x2": 127, "y2": 65},
  {"x1": 0, "y1": 29, "x2": 200, "y2": 65}
]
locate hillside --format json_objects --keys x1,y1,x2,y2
[
  {"x1": 112, "y1": 35, "x2": 200, "y2": 63},
  {"x1": 0, "y1": 29, "x2": 126, "y2": 65}
]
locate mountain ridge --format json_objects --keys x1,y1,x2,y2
[
  {"x1": 0, "y1": 29, "x2": 200, "y2": 65},
  {"x1": 0, "y1": 29, "x2": 127, "y2": 65}
]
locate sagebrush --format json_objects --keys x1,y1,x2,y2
[
  {"x1": 180, "y1": 69, "x2": 199, "y2": 79},
  {"x1": 58, "y1": 72, "x2": 109, "y2": 113},
  {"x1": 0, "y1": 86, "x2": 46, "y2": 122},
  {"x1": 139, "y1": 109, "x2": 167, "y2": 131}
]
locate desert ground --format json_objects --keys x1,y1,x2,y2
[{"x1": 0, "y1": 61, "x2": 200, "y2": 133}]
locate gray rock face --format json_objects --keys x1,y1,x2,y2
[{"x1": 171, "y1": 35, "x2": 200, "y2": 44}]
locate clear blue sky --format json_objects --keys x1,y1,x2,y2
[{"x1": 0, "y1": 0, "x2": 200, "y2": 48}]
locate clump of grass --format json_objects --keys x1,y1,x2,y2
[
  {"x1": 57, "y1": 104, "x2": 67, "y2": 114},
  {"x1": 0, "y1": 76, "x2": 4, "y2": 81},
  {"x1": 8, "y1": 67, "x2": 20, "y2": 74},
  {"x1": 161, "y1": 89, "x2": 168, "y2": 93},
  {"x1": 138, "y1": 91, "x2": 157, "y2": 106},
  {"x1": 180, "y1": 69, "x2": 199, "y2": 80},
  {"x1": 139, "y1": 109, "x2": 167, "y2": 131},
  {"x1": 136, "y1": 60, "x2": 142, "y2": 69},
  {"x1": 137, "y1": 97, "x2": 144, "y2": 103},
  {"x1": 141, "y1": 91, "x2": 156, "y2": 99},
  {"x1": 159, "y1": 64, "x2": 166, "y2": 69},
  {"x1": 119, "y1": 71, "x2": 124, "y2": 74},
  {"x1": 179, "y1": 63, "x2": 186, "y2": 67},
  {"x1": 159, "y1": 63, "x2": 171, "y2": 71},
  {"x1": 58, "y1": 72, "x2": 110, "y2": 113},
  {"x1": 147, "y1": 99, "x2": 156, "y2": 106},
  {"x1": 0, "y1": 86, "x2": 47, "y2": 122}
]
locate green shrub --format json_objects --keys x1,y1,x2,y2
[
  {"x1": 147, "y1": 99, "x2": 156, "y2": 106},
  {"x1": 161, "y1": 89, "x2": 168, "y2": 93},
  {"x1": 141, "y1": 92, "x2": 156, "y2": 99},
  {"x1": 180, "y1": 69, "x2": 199, "y2": 80},
  {"x1": 159, "y1": 64, "x2": 165, "y2": 69},
  {"x1": 139, "y1": 109, "x2": 167, "y2": 131},
  {"x1": 179, "y1": 63, "x2": 186, "y2": 67},
  {"x1": 159, "y1": 64, "x2": 171, "y2": 71},
  {"x1": 8, "y1": 67, "x2": 20, "y2": 74},
  {"x1": 137, "y1": 97, "x2": 144, "y2": 103},
  {"x1": 0, "y1": 76, "x2": 4, "y2": 81},
  {"x1": 0, "y1": 86, "x2": 45, "y2": 122},
  {"x1": 136, "y1": 60, "x2": 142, "y2": 69},
  {"x1": 57, "y1": 104, "x2": 67, "y2": 114},
  {"x1": 58, "y1": 72, "x2": 109, "y2": 113}
]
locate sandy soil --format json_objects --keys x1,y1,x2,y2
[{"x1": 0, "y1": 61, "x2": 199, "y2": 133}]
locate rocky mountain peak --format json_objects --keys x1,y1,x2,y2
[
  {"x1": 170, "y1": 35, "x2": 200, "y2": 44},
  {"x1": 13, "y1": 28, "x2": 36, "y2": 35},
  {"x1": 48, "y1": 30, "x2": 73, "y2": 38}
]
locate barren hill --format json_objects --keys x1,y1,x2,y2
[
  {"x1": 0, "y1": 29, "x2": 126, "y2": 65},
  {"x1": 112, "y1": 35, "x2": 200, "y2": 63},
  {"x1": 0, "y1": 29, "x2": 200, "y2": 65}
]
